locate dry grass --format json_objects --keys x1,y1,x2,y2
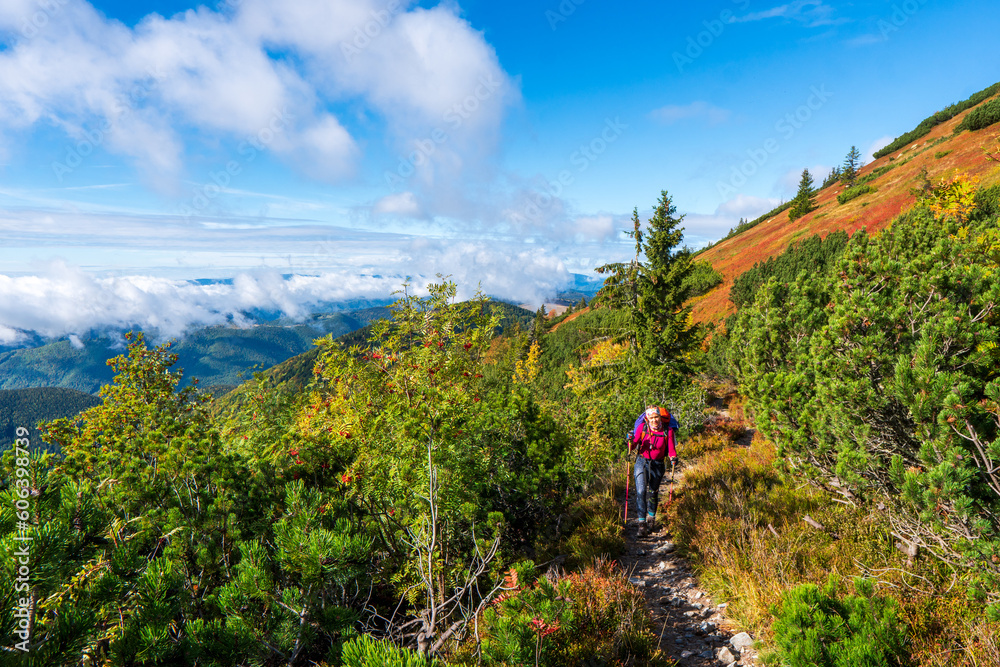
[
  {"x1": 530, "y1": 457, "x2": 627, "y2": 570},
  {"x1": 667, "y1": 433, "x2": 1000, "y2": 665}
]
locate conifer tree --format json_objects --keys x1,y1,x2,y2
[
  {"x1": 788, "y1": 169, "x2": 818, "y2": 221},
  {"x1": 822, "y1": 166, "x2": 843, "y2": 189},
  {"x1": 840, "y1": 145, "x2": 863, "y2": 186},
  {"x1": 596, "y1": 190, "x2": 701, "y2": 382},
  {"x1": 533, "y1": 304, "x2": 548, "y2": 339}
]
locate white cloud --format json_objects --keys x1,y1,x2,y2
[
  {"x1": 682, "y1": 194, "x2": 781, "y2": 245},
  {"x1": 0, "y1": 260, "x2": 401, "y2": 340},
  {"x1": 717, "y1": 194, "x2": 782, "y2": 220},
  {"x1": 0, "y1": 199, "x2": 598, "y2": 339},
  {"x1": 0, "y1": 323, "x2": 24, "y2": 345},
  {"x1": 400, "y1": 238, "x2": 570, "y2": 304},
  {"x1": 571, "y1": 215, "x2": 618, "y2": 242},
  {"x1": 0, "y1": 0, "x2": 515, "y2": 191},
  {"x1": 0, "y1": 242, "x2": 579, "y2": 342},
  {"x1": 732, "y1": 1, "x2": 847, "y2": 28},
  {"x1": 374, "y1": 191, "x2": 424, "y2": 218},
  {"x1": 650, "y1": 101, "x2": 731, "y2": 126},
  {"x1": 845, "y1": 33, "x2": 887, "y2": 47}
]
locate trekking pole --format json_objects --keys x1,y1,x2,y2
[
  {"x1": 624, "y1": 447, "x2": 631, "y2": 523},
  {"x1": 668, "y1": 457, "x2": 676, "y2": 505}
]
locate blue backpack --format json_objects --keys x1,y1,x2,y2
[{"x1": 631, "y1": 408, "x2": 679, "y2": 437}]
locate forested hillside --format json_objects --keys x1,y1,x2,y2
[
  {"x1": 0, "y1": 387, "x2": 101, "y2": 452},
  {"x1": 0, "y1": 309, "x2": 387, "y2": 394}
]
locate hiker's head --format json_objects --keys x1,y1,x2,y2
[{"x1": 645, "y1": 406, "x2": 662, "y2": 429}]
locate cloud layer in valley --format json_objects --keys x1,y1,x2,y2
[{"x1": 0, "y1": 244, "x2": 576, "y2": 346}]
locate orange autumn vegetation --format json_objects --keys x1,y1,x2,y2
[{"x1": 692, "y1": 95, "x2": 1000, "y2": 327}]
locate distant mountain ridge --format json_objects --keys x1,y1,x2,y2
[{"x1": 0, "y1": 307, "x2": 391, "y2": 394}]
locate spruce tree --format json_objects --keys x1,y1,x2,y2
[
  {"x1": 788, "y1": 168, "x2": 818, "y2": 221},
  {"x1": 596, "y1": 190, "x2": 702, "y2": 381},
  {"x1": 822, "y1": 166, "x2": 842, "y2": 189},
  {"x1": 840, "y1": 145, "x2": 862, "y2": 186},
  {"x1": 533, "y1": 305, "x2": 548, "y2": 339}
]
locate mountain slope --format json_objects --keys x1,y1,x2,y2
[
  {"x1": 0, "y1": 387, "x2": 101, "y2": 450},
  {"x1": 692, "y1": 85, "x2": 1000, "y2": 326},
  {"x1": 0, "y1": 309, "x2": 389, "y2": 394}
]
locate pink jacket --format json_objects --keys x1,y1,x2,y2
[{"x1": 632, "y1": 422, "x2": 677, "y2": 461}]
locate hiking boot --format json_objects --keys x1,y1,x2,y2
[{"x1": 636, "y1": 521, "x2": 649, "y2": 537}]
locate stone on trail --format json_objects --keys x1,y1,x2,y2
[
  {"x1": 717, "y1": 647, "x2": 738, "y2": 664},
  {"x1": 656, "y1": 541, "x2": 676, "y2": 554},
  {"x1": 681, "y1": 650, "x2": 693, "y2": 658},
  {"x1": 731, "y1": 632, "x2": 754, "y2": 651}
]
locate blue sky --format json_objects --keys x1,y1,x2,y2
[{"x1": 1, "y1": 0, "x2": 999, "y2": 341}]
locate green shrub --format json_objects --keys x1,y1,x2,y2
[
  {"x1": 836, "y1": 184, "x2": 875, "y2": 205},
  {"x1": 768, "y1": 578, "x2": 911, "y2": 667},
  {"x1": 729, "y1": 231, "x2": 850, "y2": 308},
  {"x1": 957, "y1": 95, "x2": 1000, "y2": 132},
  {"x1": 973, "y1": 183, "x2": 1000, "y2": 220},
  {"x1": 874, "y1": 81, "x2": 1000, "y2": 159},
  {"x1": 855, "y1": 164, "x2": 895, "y2": 186},
  {"x1": 560, "y1": 488, "x2": 625, "y2": 569},
  {"x1": 934, "y1": 150, "x2": 952, "y2": 159},
  {"x1": 683, "y1": 260, "x2": 724, "y2": 298},
  {"x1": 728, "y1": 198, "x2": 1000, "y2": 577},
  {"x1": 341, "y1": 635, "x2": 443, "y2": 667}
]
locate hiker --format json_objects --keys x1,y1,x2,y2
[{"x1": 628, "y1": 406, "x2": 678, "y2": 537}]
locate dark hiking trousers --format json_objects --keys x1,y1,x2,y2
[{"x1": 633, "y1": 456, "x2": 666, "y2": 521}]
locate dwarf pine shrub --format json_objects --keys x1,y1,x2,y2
[
  {"x1": 340, "y1": 635, "x2": 443, "y2": 667},
  {"x1": 956, "y1": 95, "x2": 1000, "y2": 133},
  {"x1": 836, "y1": 184, "x2": 875, "y2": 205},
  {"x1": 768, "y1": 578, "x2": 910, "y2": 667}
]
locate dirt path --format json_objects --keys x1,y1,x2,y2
[{"x1": 619, "y1": 466, "x2": 759, "y2": 666}]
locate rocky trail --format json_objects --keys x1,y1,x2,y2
[{"x1": 620, "y1": 403, "x2": 760, "y2": 666}]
